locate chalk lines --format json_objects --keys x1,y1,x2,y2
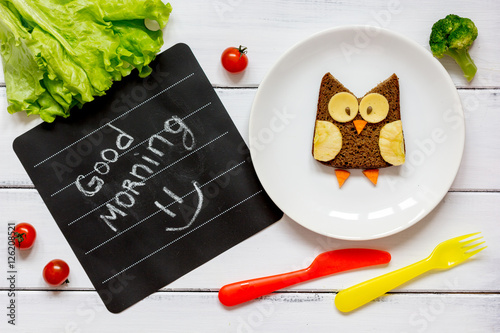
[
  {"x1": 181, "y1": 102, "x2": 212, "y2": 121},
  {"x1": 85, "y1": 161, "x2": 245, "y2": 255},
  {"x1": 50, "y1": 102, "x2": 211, "y2": 197},
  {"x1": 67, "y1": 131, "x2": 228, "y2": 226},
  {"x1": 102, "y1": 189, "x2": 262, "y2": 284},
  {"x1": 33, "y1": 73, "x2": 195, "y2": 168}
]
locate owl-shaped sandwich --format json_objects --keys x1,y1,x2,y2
[{"x1": 312, "y1": 73, "x2": 405, "y2": 187}]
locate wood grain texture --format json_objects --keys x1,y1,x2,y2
[
  {"x1": 0, "y1": 291, "x2": 499, "y2": 332},
  {"x1": 1, "y1": 189, "x2": 498, "y2": 291}
]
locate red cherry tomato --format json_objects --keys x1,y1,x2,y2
[
  {"x1": 12, "y1": 223, "x2": 36, "y2": 250},
  {"x1": 43, "y1": 259, "x2": 70, "y2": 286},
  {"x1": 221, "y1": 45, "x2": 248, "y2": 73}
]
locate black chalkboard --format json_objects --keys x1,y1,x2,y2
[{"x1": 13, "y1": 43, "x2": 282, "y2": 313}]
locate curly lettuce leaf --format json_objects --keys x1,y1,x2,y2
[{"x1": 0, "y1": 0, "x2": 172, "y2": 122}]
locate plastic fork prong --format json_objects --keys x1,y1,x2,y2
[
  {"x1": 464, "y1": 245, "x2": 487, "y2": 259},
  {"x1": 464, "y1": 241, "x2": 486, "y2": 252},
  {"x1": 460, "y1": 236, "x2": 484, "y2": 247},
  {"x1": 455, "y1": 232, "x2": 481, "y2": 242}
]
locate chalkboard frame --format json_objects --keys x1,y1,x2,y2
[{"x1": 13, "y1": 44, "x2": 283, "y2": 313}]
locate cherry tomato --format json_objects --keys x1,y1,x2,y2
[
  {"x1": 43, "y1": 259, "x2": 70, "y2": 286},
  {"x1": 11, "y1": 223, "x2": 36, "y2": 250},
  {"x1": 221, "y1": 45, "x2": 248, "y2": 73}
]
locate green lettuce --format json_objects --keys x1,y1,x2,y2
[{"x1": 0, "y1": 0, "x2": 172, "y2": 122}]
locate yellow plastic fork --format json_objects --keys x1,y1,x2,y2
[{"x1": 335, "y1": 232, "x2": 486, "y2": 313}]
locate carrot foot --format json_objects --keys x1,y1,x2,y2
[
  {"x1": 335, "y1": 169, "x2": 351, "y2": 188},
  {"x1": 362, "y1": 169, "x2": 379, "y2": 186}
]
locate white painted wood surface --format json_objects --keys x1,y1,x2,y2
[
  {"x1": 1, "y1": 291, "x2": 499, "y2": 332},
  {"x1": 1, "y1": 0, "x2": 499, "y2": 332},
  {"x1": 1, "y1": 190, "x2": 499, "y2": 292}
]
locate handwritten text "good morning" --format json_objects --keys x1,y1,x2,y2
[{"x1": 74, "y1": 116, "x2": 203, "y2": 233}]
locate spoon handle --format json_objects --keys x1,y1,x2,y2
[
  {"x1": 335, "y1": 258, "x2": 431, "y2": 312},
  {"x1": 218, "y1": 268, "x2": 310, "y2": 306}
]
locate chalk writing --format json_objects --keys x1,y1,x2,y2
[
  {"x1": 51, "y1": 103, "x2": 211, "y2": 198},
  {"x1": 75, "y1": 124, "x2": 135, "y2": 197},
  {"x1": 67, "y1": 131, "x2": 228, "y2": 227},
  {"x1": 155, "y1": 181, "x2": 204, "y2": 231},
  {"x1": 73, "y1": 115, "x2": 198, "y2": 233},
  {"x1": 84, "y1": 161, "x2": 246, "y2": 255}
]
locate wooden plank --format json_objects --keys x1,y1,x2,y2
[
  {"x1": 0, "y1": 291, "x2": 498, "y2": 331},
  {"x1": 0, "y1": 0, "x2": 498, "y2": 88},
  {"x1": 1, "y1": 189, "x2": 498, "y2": 292},
  {"x1": 452, "y1": 87, "x2": 500, "y2": 190},
  {"x1": 1, "y1": 87, "x2": 500, "y2": 191}
]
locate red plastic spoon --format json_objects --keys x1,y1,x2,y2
[{"x1": 218, "y1": 248, "x2": 391, "y2": 306}]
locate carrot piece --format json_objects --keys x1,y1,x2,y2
[
  {"x1": 362, "y1": 169, "x2": 379, "y2": 186},
  {"x1": 353, "y1": 119, "x2": 367, "y2": 134},
  {"x1": 335, "y1": 169, "x2": 351, "y2": 188}
]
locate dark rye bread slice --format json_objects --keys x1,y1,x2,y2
[{"x1": 313, "y1": 73, "x2": 401, "y2": 169}]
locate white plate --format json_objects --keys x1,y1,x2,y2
[{"x1": 249, "y1": 26, "x2": 465, "y2": 240}]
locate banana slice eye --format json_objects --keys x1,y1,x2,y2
[
  {"x1": 359, "y1": 93, "x2": 389, "y2": 123},
  {"x1": 328, "y1": 92, "x2": 358, "y2": 123}
]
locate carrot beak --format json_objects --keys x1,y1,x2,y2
[{"x1": 353, "y1": 120, "x2": 367, "y2": 134}]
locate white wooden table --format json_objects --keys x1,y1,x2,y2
[{"x1": 1, "y1": 1, "x2": 499, "y2": 332}]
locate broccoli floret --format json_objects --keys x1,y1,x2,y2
[{"x1": 429, "y1": 14, "x2": 478, "y2": 81}]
